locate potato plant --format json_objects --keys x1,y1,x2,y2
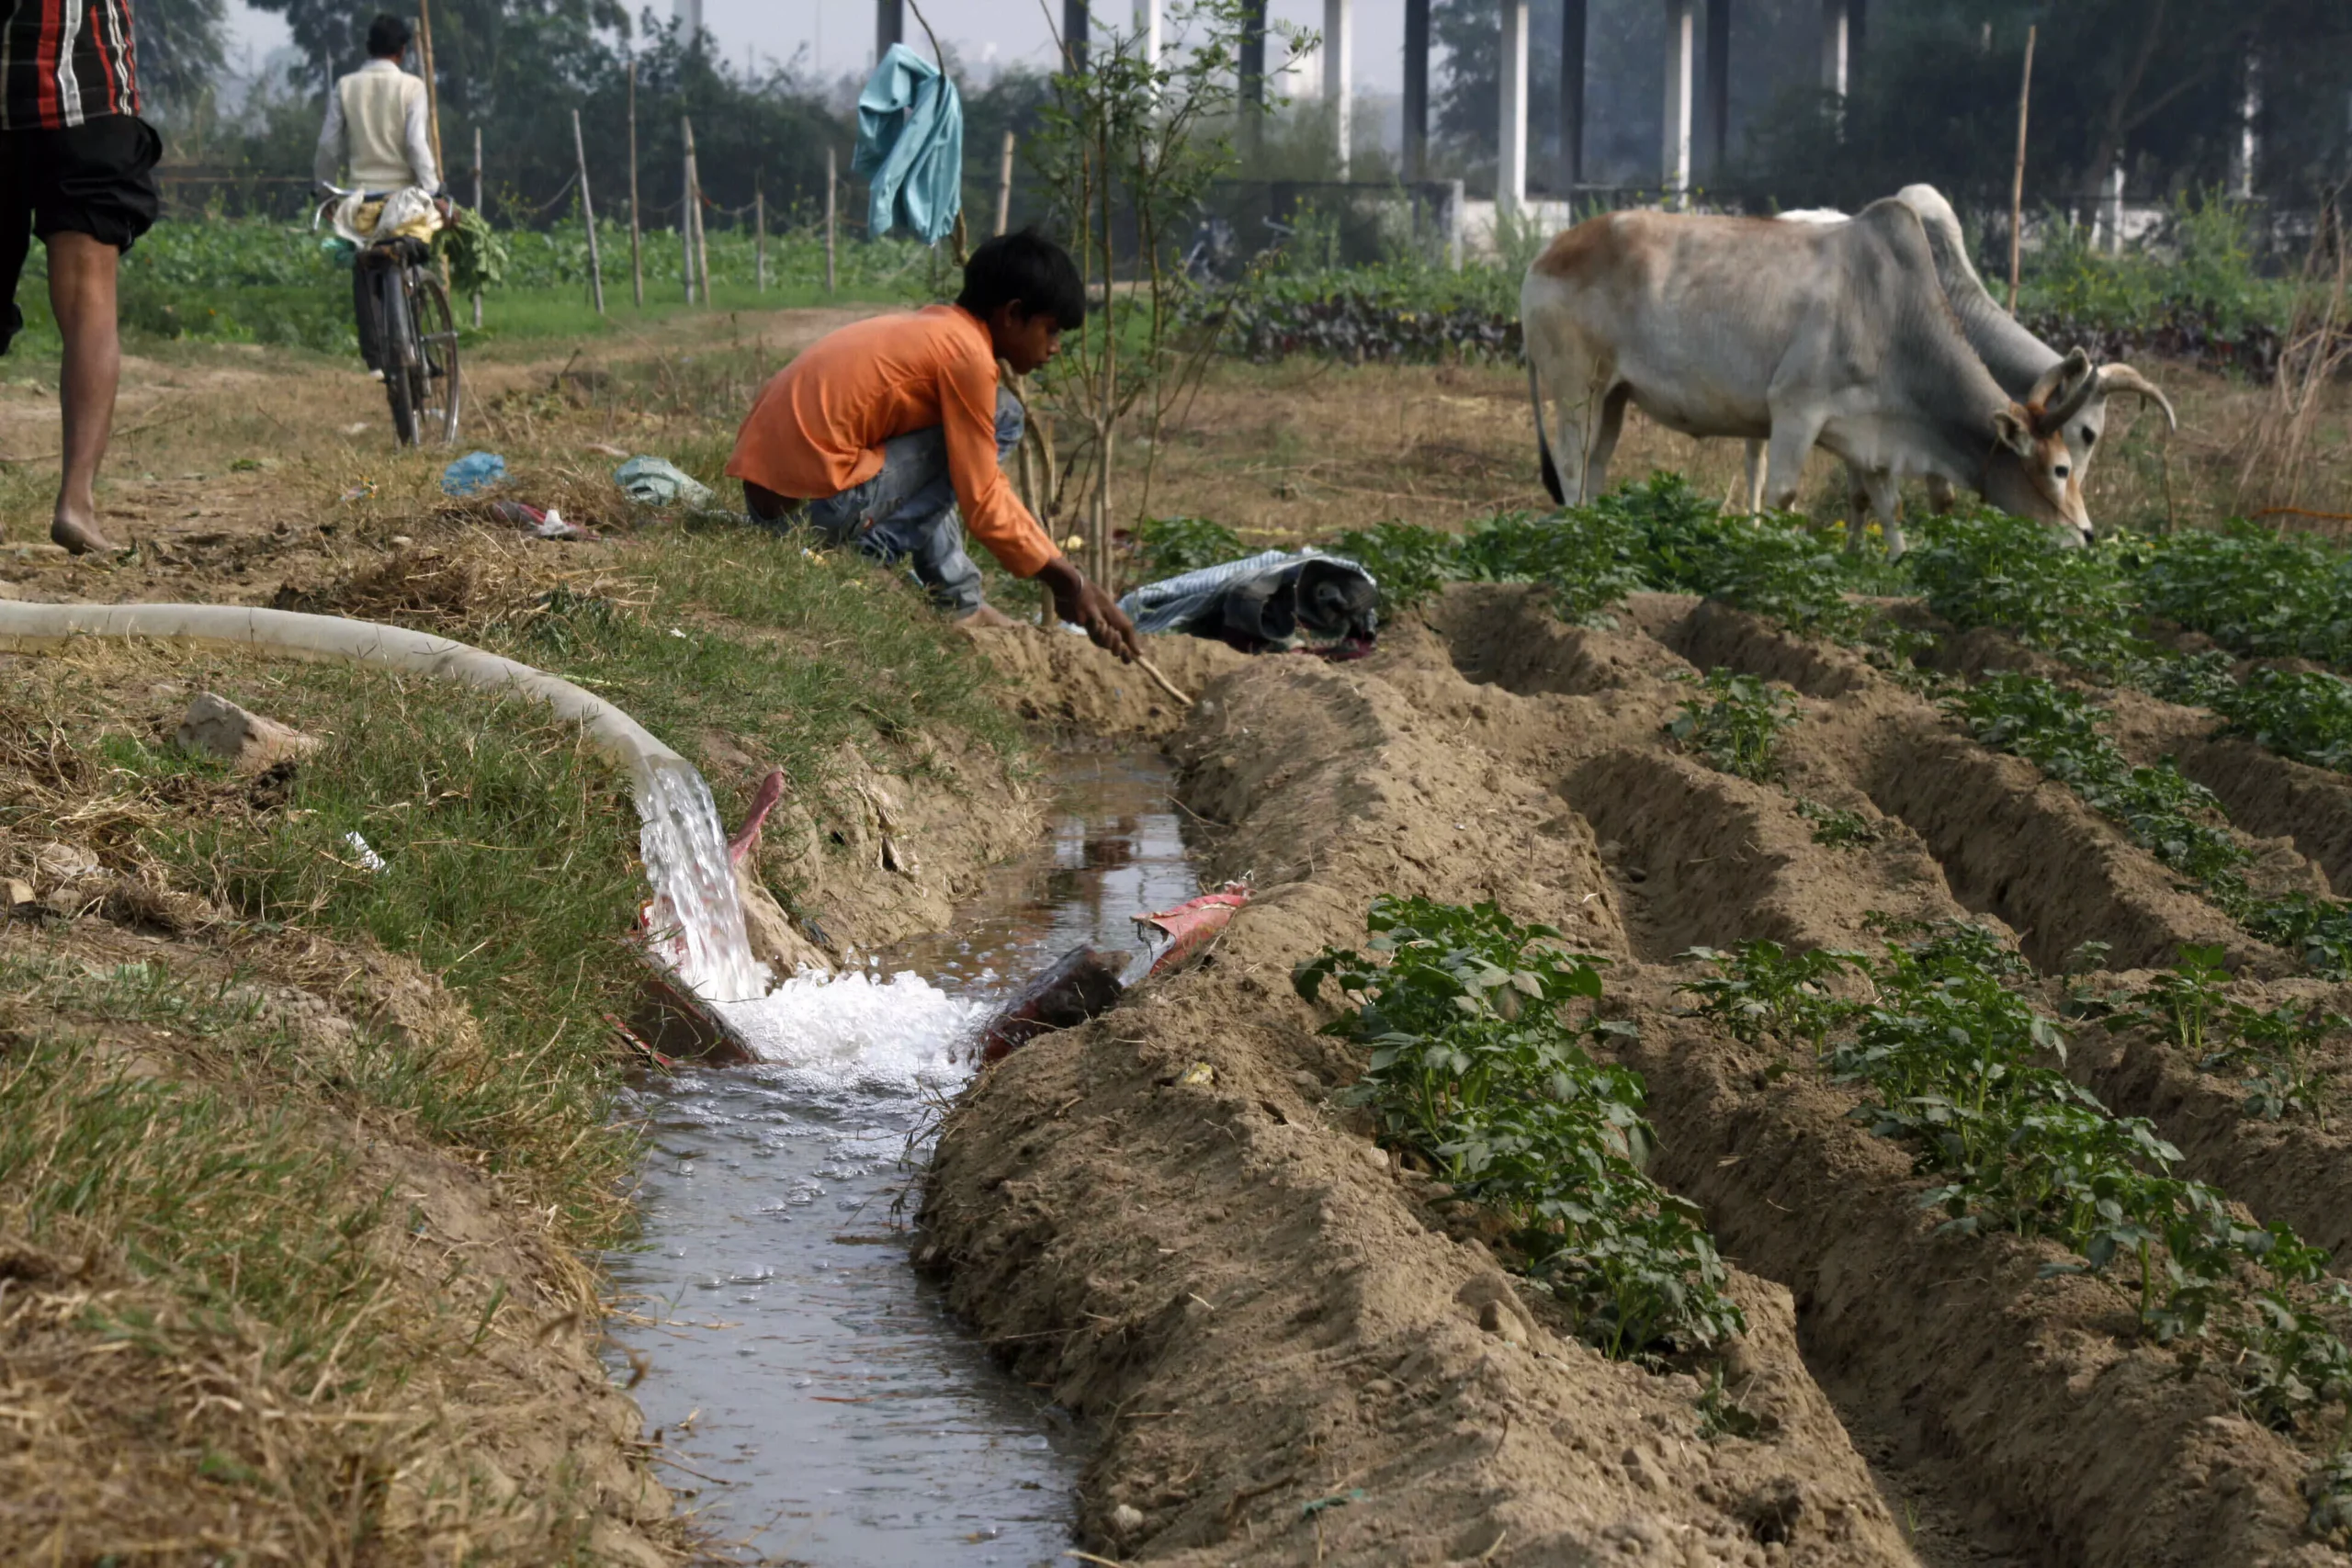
[
  {"x1": 1687, "y1": 927, "x2": 2352, "y2": 1525},
  {"x1": 1669, "y1": 671, "x2": 1801, "y2": 783},
  {"x1": 1295, "y1": 897, "x2": 1744, "y2": 1359}
]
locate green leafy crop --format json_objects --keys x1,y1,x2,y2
[
  {"x1": 1128, "y1": 514, "x2": 1249, "y2": 579},
  {"x1": 1669, "y1": 671, "x2": 1801, "y2": 783},
  {"x1": 1295, "y1": 897, "x2": 1743, "y2": 1359}
]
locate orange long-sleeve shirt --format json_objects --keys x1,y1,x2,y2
[{"x1": 725, "y1": 305, "x2": 1057, "y2": 579}]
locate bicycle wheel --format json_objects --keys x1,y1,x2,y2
[
  {"x1": 378, "y1": 261, "x2": 421, "y2": 446},
  {"x1": 407, "y1": 272, "x2": 461, "y2": 446}
]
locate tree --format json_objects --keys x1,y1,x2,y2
[{"x1": 135, "y1": 0, "x2": 229, "y2": 118}]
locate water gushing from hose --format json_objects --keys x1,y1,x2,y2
[{"x1": 634, "y1": 754, "x2": 769, "y2": 1002}]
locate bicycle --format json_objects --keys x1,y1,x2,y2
[{"x1": 315, "y1": 186, "x2": 461, "y2": 447}]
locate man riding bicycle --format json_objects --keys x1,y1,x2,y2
[{"x1": 312, "y1": 13, "x2": 444, "y2": 378}]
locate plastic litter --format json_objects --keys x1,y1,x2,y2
[
  {"x1": 439, "y1": 450, "x2": 508, "y2": 496},
  {"x1": 340, "y1": 479, "x2": 377, "y2": 502},
  {"x1": 614, "y1": 456, "x2": 716, "y2": 510},
  {"x1": 1136, "y1": 883, "x2": 1250, "y2": 976},
  {"x1": 1117, "y1": 549, "x2": 1378, "y2": 656},
  {"x1": 489, "y1": 499, "x2": 599, "y2": 541},
  {"x1": 975, "y1": 946, "x2": 1126, "y2": 1065},
  {"x1": 343, "y1": 831, "x2": 388, "y2": 873}
]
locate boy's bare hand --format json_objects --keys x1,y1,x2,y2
[{"x1": 1036, "y1": 558, "x2": 1140, "y2": 662}]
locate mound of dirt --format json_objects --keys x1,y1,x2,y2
[
  {"x1": 967, "y1": 623, "x2": 1251, "y2": 737},
  {"x1": 922, "y1": 582, "x2": 2351, "y2": 1567}
]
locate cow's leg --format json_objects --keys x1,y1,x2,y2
[
  {"x1": 1742, "y1": 441, "x2": 1767, "y2": 514},
  {"x1": 1856, "y1": 468, "x2": 1905, "y2": 557},
  {"x1": 1846, "y1": 464, "x2": 1873, "y2": 532},
  {"x1": 1759, "y1": 406, "x2": 1827, "y2": 514},
  {"x1": 1925, "y1": 474, "x2": 1958, "y2": 513},
  {"x1": 1583, "y1": 383, "x2": 1632, "y2": 502}
]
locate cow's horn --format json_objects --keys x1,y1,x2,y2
[
  {"x1": 2097, "y1": 364, "x2": 2179, "y2": 432},
  {"x1": 2041, "y1": 348, "x2": 2099, "y2": 429}
]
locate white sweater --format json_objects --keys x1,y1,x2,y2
[{"x1": 314, "y1": 59, "x2": 440, "y2": 193}]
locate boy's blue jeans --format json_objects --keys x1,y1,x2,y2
[{"x1": 763, "y1": 387, "x2": 1025, "y2": 615}]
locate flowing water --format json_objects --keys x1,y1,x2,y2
[
  {"x1": 634, "y1": 753, "x2": 771, "y2": 1004},
  {"x1": 610, "y1": 750, "x2": 1199, "y2": 1566}
]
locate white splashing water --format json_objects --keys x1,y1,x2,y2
[
  {"x1": 633, "y1": 754, "x2": 772, "y2": 1003},
  {"x1": 712, "y1": 968, "x2": 980, "y2": 1097}
]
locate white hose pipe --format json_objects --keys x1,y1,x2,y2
[
  {"x1": 0, "y1": 601, "x2": 682, "y2": 769},
  {"x1": 0, "y1": 599, "x2": 769, "y2": 1002}
]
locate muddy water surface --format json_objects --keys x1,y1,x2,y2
[{"x1": 609, "y1": 751, "x2": 1197, "y2": 1566}]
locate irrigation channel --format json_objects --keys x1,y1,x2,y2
[{"x1": 607, "y1": 751, "x2": 1198, "y2": 1565}]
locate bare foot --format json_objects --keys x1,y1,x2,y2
[
  {"x1": 954, "y1": 604, "x2": 1017, "y2": 631},
  {"x1": 51, "y1": 513, "x2": 119, "y2": 555}
]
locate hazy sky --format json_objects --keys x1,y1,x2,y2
[{"x1": 221, "y1": 1, "x2": 1420, "y2": 92}]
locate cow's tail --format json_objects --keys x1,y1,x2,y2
[{"x1": 1528, "y1": 355, "x2": 1565, "y2": 506}]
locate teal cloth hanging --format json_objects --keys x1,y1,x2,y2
[{"x1": 853, "y1": 44, "x2": 965, "y2": 245}]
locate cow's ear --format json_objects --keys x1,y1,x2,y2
[{"x1": 1992, "y1": 406, "x2": 2036, "y2": 457}]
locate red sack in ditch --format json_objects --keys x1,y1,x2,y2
[{"x1": 1135, "y1": 883, "x2": 1250, "y2": 978}]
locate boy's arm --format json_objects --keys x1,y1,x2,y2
[{"x1": 939, "y1": 352, "x2": 1138, "y2": 660}]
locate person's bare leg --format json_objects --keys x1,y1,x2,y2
[{"x1": 47, "y1": 231, "x2": 122, "y2": 554}]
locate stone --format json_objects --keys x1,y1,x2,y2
[
  {"x1": 1477, "y1": 1298, "x2": 1531, "y2": 1347},
  {"x1": 4, "y1": 878, "x2": 31, "y2": 906},
  {"x1": 1362, "y1": 1144, "x2": 1389, "y2": 1172},
  {"x1": 175, "y1": 692, "x2": 320, "y2": 772},
  {"x1": 1109, "y1": 1503, "x2": 1145, "y2": 1536}
]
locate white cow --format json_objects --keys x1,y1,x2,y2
[
  {"x1": 1741, "y1": 185, "x2": 2177, "y2": 526},
  {"x1": 1523, "y1": 197, "x2": 2090, "y2": 555}
]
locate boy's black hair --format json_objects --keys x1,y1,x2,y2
[
  {"x1": 367, "y1": 13, "x2": 414, "y2": 58},
  {"x1": 956, "y1": 229, "x2": 1085, "y2": 333}
]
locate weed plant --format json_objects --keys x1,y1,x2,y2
[
  {"x1": 1668, "y1": 671, "x2": 1801, "y2": 783},
  {"x1": 1687, "y1": 926, "x2": 2352, "y2": 1524},
  {"x1": 1795, "y1": 797, "x2": 1881, "y2": 849},
  {"x1": 1295, "y1": 897, "x2": 1743, "y2": 1359}
]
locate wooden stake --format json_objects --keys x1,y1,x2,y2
[
  {"x1": 415, "y1": 0, "x2": 445, "y2": 175},
  {"x1": 572, "y1": 108, "x2": 605, "y2": 314},
  {"x1": 691, "y1": 140, "x2": 711, "y2": 303},
  {"x1": 680, "y1": 117, "x2": 697, "y2": 304},
  {"x1": 754, "y1": 177, "x2": 767, "y2": 291},
  {"x1": 469, "y1": 124, "x2": 482, "y2": 327},
  {"x1": 2007, "y1": 24, "x2": 2035, "y2": 314},
  {"x1": 627, "y1": 59, "x2": 644, "y2": 308},
  {"x1": 995, "y1": 128, "x2": 1016, "y2": 235},
  {"x1": 824, "y1": 144, "x2": 838, "y2": 294}
]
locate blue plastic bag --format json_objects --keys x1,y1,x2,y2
[
  {"x1": 440, "y1": 451, "x2": 507, "y2": 496},
  {"x1": 613, "y1": 456, "x2": 716, "y2": 509}
]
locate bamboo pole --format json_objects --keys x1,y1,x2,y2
[
  {"x1": 690, "y1": 138, "x2": 711, "y2": 303},
  {"x1": 571, "y1": 109, "x2": 605, "y2": 314},
  {"x1": 754, "y1": 177, "x2": 767, "y2": 291},
  {"x1": 824, "y1": 144, "x2": 837, "y2": 294},
  {"x1": 415, "y1": 0, "x2": 444, "y2": 175},
  {"x1": 995, "y1": 129, "x2": 1016, "y2": 235},
  {"x1": 469, "y1": 124, "x2": 482, "y2": 326},
  {"x1": 627, "y1": 59, "x2": 644, "y2": 308},
  {"x1": 680, "y1": 118, "x2": 696, "y2": 303},
  {"x1": 2007, "y1": 24, "x2": 2036, "y2": 314}
]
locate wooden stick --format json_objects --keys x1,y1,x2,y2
[
  {"x1": 824, "y1": 144, "x2": 838, "y2": 294},
  {"x1": 996, "y1": 128, "x2": 1016, "y2": 235},
  {"x1": 415, "y1": 0, "x2": 444, "y2": 175},
  {"x1": 2007, "y1": 24, "x2": 2035, "y2": 314},
  {"x1": 469, "y1": 124, "x2": 482, "y2": 326},
  {"x1": 627, "y1": 59, "x2": 644, "y2": 308},
  {"x1": 1134, "y1": 653, "x2": 1193, "y2": 707},
  {"x1": 680, "y1": 117, "x2": 697, "y2": 304},
  {"x1": 571, "y1": 108, "x2": 605, "y2": 314},
  {"x1": 689, "y1": 131, "x2": 711, "y2": 302}
]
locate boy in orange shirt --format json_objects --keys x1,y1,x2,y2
[{"x1": 728, "y1": 231, "x2": 1137, "y2": 661}]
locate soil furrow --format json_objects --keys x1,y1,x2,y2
[{"x1": 924, "y1": 655, "x2": 1916, "y2": 1566}]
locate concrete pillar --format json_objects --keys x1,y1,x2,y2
[
  {"x1": 1498, "y1": 0, "x2": 1530, "y2": 213},
  {"x1": 2102, "y1": 161, "x2": 2125, "y2": 254},
  {"x1": 1705, "y1": 0, "x2": 1730, "y2": 173},
  {"x1": 674, "y1": 0, "x2": 702, "y2": 39},
  {"x1": 1403, "y1": 0, "x2": 1430, "y2": 179},
  {"x1": 1448, "y1": 177, "x2": 1465, "y2": 270},
  {"x1": 1064, "y1": 0, "x2": 1090, "y2": 66},
  {"x1": 876, "y1": 0, "x2": 902, "y2": 61},
  {"x1": 1820, "y1": 0, "x2": 1848, "y2": 96},
  {"x1": 1324, "y1": 0, "x2": 1353, "y2": 177},
  {"x1": 1662, "y1": 0, "x2": 1692, "y2": 205},
  {"x1": 1136, "y1": 0, "x2": 1160, "y2": 63},
  {"x1": 2231, "y1": 50, "x2": 2261, "y2": 198},
  {"x1": 1560, "y1": 0, "x2": 1587, "y2": 189}
]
